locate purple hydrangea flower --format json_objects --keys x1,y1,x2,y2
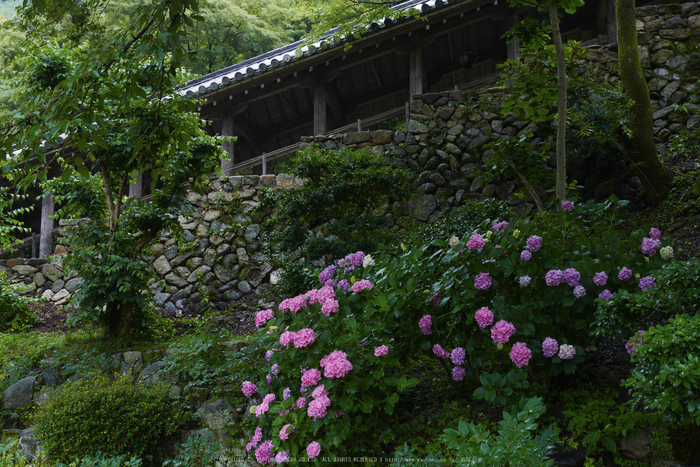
[
  {"x1": 593, "y1": 272, "x2": 608, "y2": 286},
  {"x1": 510, "y1": 342, "x2": 532, "y2": 368},
  {"x1": 599, "y1": 289, "x2": 613, "y2": 300},
  {"x1": 618, "y1": 267, "x2": 632, "y2": 281},
  {"x1": 641, "y1": 237, "x2": 660, "y2": 256},
  {"x1": 451, "y1": 347, "x2": 466, "y2": 366},
  {"x1": 639, "y1": 276, "x2": 656, "y2": 291},
  {"x1": 452, "y1": 366, "x2": 465, "y2": 381},
  {"x1": 564, "y1": 268, "x2": 581, "y2": 287},
  {"x1": 625, "y1": 330, "x2": 646, "y2": 355},
  {"x1": 545, "y1": 269, "x2": 565, "y2": 286},
  {"x1": 521, "y1": 250, "x2": 532, "y2": 261},
  {"x1": 526, "y1": 235, "x2": 542, "y2": 252},
  {"x1": 649, "y1": 227, "x2": 661, "y2": 240},
  {"x1": 519, "y1": 275, "x2": 531, "y2": 287},
  {"x1": 475, "y1": 307, "x2": 494, "y2": 328},
  {"x1": 491, "y1": 320, "x2": 516, "y2": 344},
  {"x1": 433, "y1": 344, "x2": 450, "y2": 359},
  {"x1": 561, "y1": 200, "x2": 574, "y2": 212},
  {"x1": 573, "y1": 285, "x2": 586, "y2": 299},
  {"x1": 419, "y1": 315, "x2": 432, "y2": 335},
  {"x1": 474, "y1": 273, "x2": 492, "y2": 290},
  {"x1": 542, "y1": 338, "x2": 559, "y2": 357},
  {"x1": 319, "y1": 265, "x2": 336, "y2": 284},
  {"x1": 466, "y1": 233, "x2": 486, "y2": 250}
]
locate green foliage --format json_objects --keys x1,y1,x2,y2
[
  {"x1": 442, "y1": 397, "x2": 557, "y2": 467},
  {"x1": 624, "y1": 313, "x2": 700, "y2": 424},
  {"x1": 0, "y1": 271, "x2": 34, "y2": 332},
  {"x1": 593, "y1": 259, "x2": 700, "y2": 338},
  {"x1": 403, "y1": 199, "x2": 509, "y2": 248},
  {"x1": 32, "y1": 375, "x2": 180, "y2": 463},
  {"x1": 162, "y1": 433, "x2": 220, "y2": 467},
  {"x1": 561, "y1": 389, "x2": 661, "y2": 455},
  {"x1": 389, "y1": 444, "x2": 442, "y2": 467},
  {"x1": 472, "y1": 369, "x2": 530, "y2": 409}
]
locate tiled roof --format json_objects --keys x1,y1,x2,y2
[{"x1": 180, "y1": 0, "x2": 466, "y2": 98}]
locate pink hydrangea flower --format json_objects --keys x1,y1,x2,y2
[
  {"x1": 279, "y1": 295, "x2": 307, "y2": 314},
  {"x1": 275, "y1": 451, "x2": 289, "y2": 464},
  {"x1": 475, "y1": 307, "x2": 494, "y2": 328},
  {"x1": 374, "y1": 345, "x2": 389, "y2": 357},
  {"x1": 307, "y1": 396, "x2": 330, "y2": 421},
  {"x1": 466, "y1": 233, "x2": 486, "y2": 250},
  {"x1": 452, "y1": 366, "x2": 466, "y2": 381},
  {"x1": 307, "y1": 441, "x2": 321, "y2": 459},
  {"x1": 321, "y1": 299, "x2": 339, "y2": 316},
  {"x1": 599, "y1": 289, "x2": 613, "y2": 300},
  {"x1": 618, "y1": 267, "x2": 632, "y2": 281},
  {"x1": 255, "y1": 309, "x2": 274, "y2": 327},
  {"x1": 564, "y1": 268, "x2": 580, "y2": 287},
  {"x1": 526, "y1": 235, "x2": 542, "y2": 252},
  {"x1": 352, "y1": 279, "x2": 373, "y2": 293},
  {"x1": 521, "y1": 250, "x2": 532, "y2": 261},
  {"x1": 279, "y1": 330, "x2": 295, "y2": 347},
  {"x1": 510, "y1": 342, "x2": 532, "y2": 368},
  {"x1": 301, "y1": 368, "x2": 321, "y2": 387},
  {"x1": 474, "y1": 272, "x2": 492, "y2": 290},
  {"x1": 641, "y1": 237, "x2": 660, "y2": 256},
  {"x1": 347, "y1": 251, "x2": 366, "y2": 267},
  {"x1": 492, "y1": 221, "x2": 509, "y2": 233},
  {"x1": 649, "y1": 227, "x2": 661, "y2": 240},
  {"x1": 419, "y1": 315, "x2": 432, "y2": 335},
  {"x1": 593, "y1": 272, "x2": 608, "y2": 286},
  {"x1": 639, "y1": 276, "x2": 656, "y2": 291},
  {"x1": 432, "y1": 344, "x2": 450, "y2": 359},
  {"x1": 542, "y1": 338, "x2": 558, "y2": 357},
  {"x1": 279, "y1": 424, "x2": 294, "y2": 441},
  {"x1": 242, "y1": 381, "x2": 257, "y2": 397},
  {"x1": 561, "y1": 200, "x2": 574, "y2": 212},
  {"x1": 558, "y1": 344, "x2": 575, "y2": 360},
  {"x1": 491, "y1": 320, "x2": 516, "y2": 344},
  {"x1": 573, "y1": 285, "x2": 586, "y2": 299},
  {"x1": 545, "y1": 269, "x2": 565, "y2": 286},
  {"x1": 293, "y1": 328, "x2": 316, "y2": 348},
  {"x1": 295, "y1": 397, "x2": 307, "y2": 409},
  {"x1": 319, "y1": 265, "x2": 336, "y2": 284},
  {"x1": 311, "y1": 384, "x2": 328, "y2": 400},
  {"x1": 519, "y1": 275, "x2": 531, "y2": 287},
  {"x1": 255, "y1": 440, "x2": 273, "y2": 465},
  {"x1": 320, "y1": 350, "x2": 353, "y2": 378},
  {"x1": 451, "y1": 347, "x2": 466, "y2": 366}
]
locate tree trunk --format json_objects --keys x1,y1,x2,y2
[
  {"x1": 615, "y1": 0, "x2": 667, "y2": 205},
  {"x1": 548, "y1": 0, "x2": 567, "y2": 211}
]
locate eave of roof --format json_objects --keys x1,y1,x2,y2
[{"x1": 179, "y1": 0, "x2": 473, "y2": 99}]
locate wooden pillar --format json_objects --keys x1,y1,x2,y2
[
  {"x1": 128, "y1": 172, "x2": 143, "y2": 198},
  {"x1": 409, "y1": 49, "x2": 424, "y2": 103},
  {"x1": 40, "y1": 191, "x2": 54, "y2": 257},
  {"x1": 314, "y1": 84, "x2": 327, "y2": 135},
  {"x1": 221, "y1": 115, "x2": 235, "y2": 177},
  {"x1": 606, "y1": 0, "x2": 617, "y2": 36},
  {"x1": 506, "y1": 14, "x2": 521, "y2": 86}
]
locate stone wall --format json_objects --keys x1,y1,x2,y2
[{"x1": 2, "y1": 2, "x2": 699, "y2": 308}]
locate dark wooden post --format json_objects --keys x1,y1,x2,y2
[
  {"x1": 409, "y1": 49, "x2": 424, "y2": 103},
  {"x1": 221, "y1": 115, "x2": 235, "y2": 177},
  {"x1": 40, "y1": 191, "x2": 55, "y2": 257},
  {"x1": 128, "y1": 172, "x2": 143, "y2": 198},
  {"x1": 314, "y1": 84, "x2": 327, "y2": 135},
  {"x1": 506, "y1": 13, "x2": 520, "y2": 86}
]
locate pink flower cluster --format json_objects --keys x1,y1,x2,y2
[
  {"x1": 279, "y1": 295, "x2": 307, "y2": 314},
  {"x1": 509, "y1": 342, "x2": 531, "y2": 368},
  {"x1": 306, "y1": 285, "x2": 335, "y2": 305},
  {"x1": 466, "y1": 233, "x2": 486, "y2": 250},
  {"x1": 321, "y1": 299, "x2": 339, "y2": 316},
  {"x1": 352, "y1": 279, "x2": 373, "y2": 293},
  {"x1": 279, "y1": 330, "x2": 295, "y2": 347},
  {"x1": 295, "y1": 397, "x2": 307, "y2": 409},
  {"x1": 254, "y1": 393, "x2": 276, "y2": 418},
  {"x1": 246, "y1": 427, "x2": 263, "y2": 452},
  {"x1": 242, "y1": 381, "x2": 257, "y2": 397},
  {"x1": 320, "y1": 350, "x2": 353, "y2": 378},
  {"x1": 255, "y1": 440, "x2": 273, "y2": 465},
  {"x1": 625, "y1": 330, "x2": 646, "y2": 354},
  {"x1": 307, "y1": 385, "x2": 331, "y2": 421},
  {"x1": 474, "y1": 272, "x2": 492, "y2": 290},
  {"x1": 319, "y1": 265, "x2": 336, "y2": 284},
  {"x1": 542, "y1": 337, "x2": 559, "y2": 357},
  {"x1": 475, "y1": 307, "x2": 494, "y2": 328},
  {"x1": 452, "y1": 366, "x2": 465, "y2": 381},
  {"x1": 639, "y1": 276, "x2": 656, "y2": 291},
  {"x1": 492, "y1": 221, "x2": 509, "y2": 233},
  {"x1": 374, "y1": 345, "x2": 389, "y2": 357},
  {"x1": 301, "y1": 368, "x2": 321, "y2": 387},
  {"x1": 526, "y1": 235, "x2": 542, "y2": 252},
  {"x1": 255, "y1": 309, "x2": 274, "y2": 327},
  {"x1": 432, "y1": 344, "x2": 450, "y2": 359},
  {"x1": 561, "y1": 200, "x2": 574, "y2": 212},
  {"x1": 419, "y1": 315, "x2": 432, "y2": 335},
  {"x1": 307, "y1": 441, "x2": 321, "y2": 459},
  {"x1": 279, "y1": 424, "x2": 295, "y2": 441},
  {"x1": 293, "y1": 328, "x2": 316, "y2": 348},
  {"x1": 491, "y1": 320, "x2": 516, "y2": 344},
  {"x1": 345, "y1": 251, "x2": 366, "y2": 268}
]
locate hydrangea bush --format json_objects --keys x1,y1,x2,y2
[{"x1": 243, "y1": 251, "x2": 419, "y2": 462}]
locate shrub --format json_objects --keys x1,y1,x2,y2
[
  {"x1": 32, "y1": 375, "x2": 180, "y2": 464},
  {"x1": 624, "y1": 312, "x2": 700, "y2": 424},
  {"x1": 0, "y1": 272, "x2": 34, "y2": 332}
]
